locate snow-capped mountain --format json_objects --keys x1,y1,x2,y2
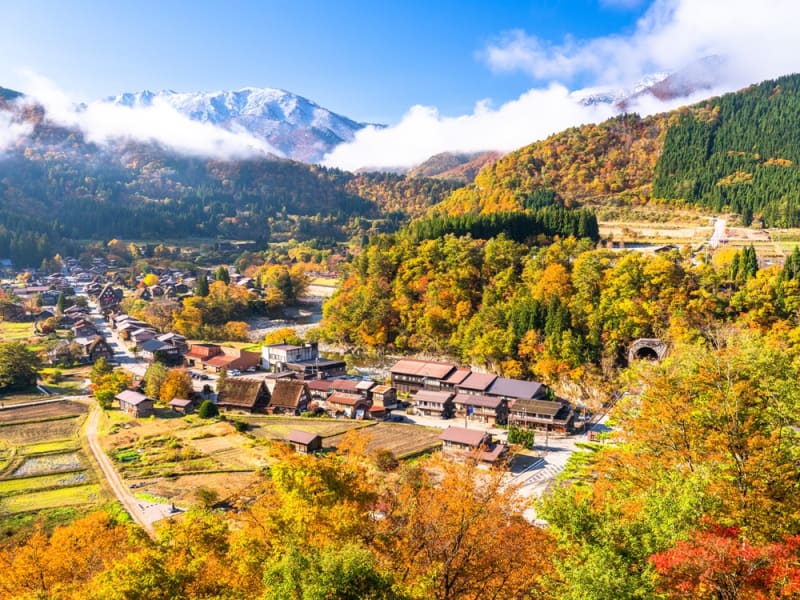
[
  {"x1": 570, "y1": 73, "x2": 671, "y2": 106},
  {"x1": 101, "y1": 87, "x2": 372, "y2": 162},
  {"x1": 571, "y1": 56, "x2": 728, "y2": 109}
]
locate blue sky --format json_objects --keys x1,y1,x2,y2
[
  {"x1": 2, "y1": 1, "x2": 799, "y2": 169},
  {"x1": 0, "y1": 0, "x2": 649, "y2": 122}
]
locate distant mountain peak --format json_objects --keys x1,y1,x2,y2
[{"x1": 100, "y1": 87, "x2": 372, "y2": 162}]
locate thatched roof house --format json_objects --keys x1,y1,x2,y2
[{"x1": 217, "y1": 379, "x2": 270, "y2": 413}]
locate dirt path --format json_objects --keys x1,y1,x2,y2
[{"x1": 85, "y1": 404, "x2": 161, "y2": 537}]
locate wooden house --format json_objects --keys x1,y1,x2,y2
[
  {"x1": 438, "y1": 426, "x2": 506, "y2": 464},
  {"x1": 413, "y1": 389, "x2": 455, "y2": 418},
  {"x1": 507, "y1": 398, "x2": 574, "y2": 433},
  {"x1": 371, "y1": 385, "x2": 398, "y2": 410},
  {"x1": 116, "y1": 390, "x2": 155, "y2": 418},
  {"x1": 217, "y1": 379, "x2": 270, "y2": 413},
  {"x1": 286, "y1": 430, "x2": 323, "y2": 454},
  {"x1": 266, "y1": 379, "x2": 311, "y2": 415},
  {"x1": 169, "y1": 398, "x2": 194, "y2": 415},
  {"x1": 452, "y1": 393, "x2": 508, "y2": 426},
  {"x1": 327, "y1": 392, "x2": 370, "y2": 419},
  {"x1": 390, "y1": 359, "x2": 456, "y2": 394}
]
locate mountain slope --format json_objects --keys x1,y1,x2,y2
[
  {"x1": 436, "y1": 73, "x2": 800, "y2": 227},
  {"x1": 101, "y1": 88, "x2": 371, "y2": 162},
  {"x1": 407, "y1": 151, "x2": 502, "y2": 183}
]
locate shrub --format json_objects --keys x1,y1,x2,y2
[
  {"x1": 232, "y1": 420, "x2": 249, "y2": 433},
  {"x1": 198, "y1": 400, "x2": 219, "y2": 419},
  {"x1": 373, "y1": 448, "x2": 399, "y2": 472}
]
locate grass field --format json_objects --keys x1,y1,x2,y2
[
  {"x1": 20, "y1": 439, "x2": 80, "y2": 455},
  {"x1": 242, "y1": 416, "x2": 372, "y2": 440},
  {"x1": 0, "y1": 321, "x2": 34, "y2": 342},
  {"x1": 0, "y1": 484, "x2": 102, "y2": 514},
  {"x1": 0, "y1": 471, "x2": 90, "y2": 494}
]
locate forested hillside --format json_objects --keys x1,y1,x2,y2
[
  {"x1": 436, "y1": 73, "x2": 800, "y2": 227},
  {"x1": 0, "y1": 112, "x2": 454, "y2": 266}
]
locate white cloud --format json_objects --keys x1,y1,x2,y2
[
  {"x1": 323, "y1": 86, "x2": 615, "y2": 171},
  {"x1": 18, "y1": 71, "x2": 281, "y2": 160},
  {"x1": 0, "y1": 110, "x2": 32, "y2": 153},
  {"x1": 483, "y1": 0, "x2": 800, "y2": 89},
  {"x1": 325, "y1": 0, "x2": 800, "y2": 170}
]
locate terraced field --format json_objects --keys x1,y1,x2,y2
[
  {"x1": 324, "y1": 422, "x2": 442, "y2": 459},
  {"x1": 0, "y1": 400, "x2": 104, "y2": 521}
]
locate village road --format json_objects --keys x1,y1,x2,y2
[{"x1": 85, "y1": 403, "x2": 177, "y2": 537}]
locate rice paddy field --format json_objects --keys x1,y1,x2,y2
[{"x1": 0, "y1": 400, "x2": 104, "y2": 530}]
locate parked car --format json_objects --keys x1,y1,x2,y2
[
  {"x1": 245, "y1": 366, "x2": 256, "y2": 373},
  {"x1": 229, "y1": 369, "x2": 242, "y2": 376}
]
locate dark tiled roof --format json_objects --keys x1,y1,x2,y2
[
  {"x1": 458, "y1": 372, "x2": 497, "y2": 392},
  {"x1": 453, "y1": 393, "x2": 502, "y2": 409},
  {"x1": 509, "y1": 398, "x2": 563, "y2": 418},
  {"x1": 487, "y1": 377, "x2": 543, "y2": 399},
  {"x1": 139, "y1": 339, "x2": 170, "y2": 353}
]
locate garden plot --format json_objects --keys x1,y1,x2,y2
[
  {"x1": 0, "y1": 400, "x2": 87, "y2": 424},
  {"x1": 0, "y1": 471, "x2": 89, "y2": 494},
  {"x1": 12, "y1": 452, "x2": 84, "y2": 477},
  {"x1": 0, "y1": 417, "x2": 82, "y2": 445}
]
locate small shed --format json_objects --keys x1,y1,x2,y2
[
  {"x1": 169, "y1": 398, "x2": 194, "y2": 415},
  {"x1": 286, "y1": 430, "x2": 323, "y2": 454},
  {"x1": 116, "y1": 390, "x2": 155, "y2": 418}
]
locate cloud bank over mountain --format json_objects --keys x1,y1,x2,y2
[{"x1": 323, "y1": 0, "x2": 800, "y2": 170}]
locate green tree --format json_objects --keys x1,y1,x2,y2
[
  {"x1": 143, "y1": 362, "x2": 169, "y2": 401},
  {"x1": 196, "y1": 271, "x2": 209, "y2": 297},
  {"x1": 0, "y1": 342, "x2": 41, "y2": 390},
  {"x1": 198, "y1": 399, "x2": 218, "y2": 418},
  {"x1": 55, "y1": 291, "x2": 65, "y2": 315},
  {"x1": 216, "y1": 366, "x2": 227, "y2": 393},
  {"x1": 214, "y1": 266, "x2": 230, "y2": 285}
]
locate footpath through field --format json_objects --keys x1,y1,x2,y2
[{"x1": 85, "y1": 403, "x2": 177, "y2": 538}]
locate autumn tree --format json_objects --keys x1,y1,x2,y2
[
  {"x1": 381, "y1": 455, "x2": 554, "y2": 599},
  {"x1": 143, "y1": 362, "x2": 169, "y2": 401},
  {"x1": 159, "y1": 370, "x2": 193, "y2": 404}
]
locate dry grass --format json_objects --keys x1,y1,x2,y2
[
  {"x1": 324, "y1": 422, "x2": 442, "y2": 459},
  {"x1": 243, "y1": 416, "x2": 371, "y2": 441}
]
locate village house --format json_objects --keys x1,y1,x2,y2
[
  {"x1": 452, "y1": 393, "x2": 508, "y2": 426},
  {"x1": 326, "y1": 392, "x2": 370, "y2": 419},
  {"x1": 216, "y1": 379, "x2": 270, "y2": 413},
  {"x1": 169, "y1": 398, "x2": 194, "y2": 415},
  {"x1": 438, "y1": 426, "x2": 506, "y2": 464},
  {"x1": 457, "y1": 372, "x2": 498, "y2": 396},
  {"x1": 371, "y1": 385, "x2": 398, "y2": 410},
  {"x1": 130, "y1": 328, "x2": 159, "y2": 345},
  {"x1": 157, "y1": 332, "x2": 189, "y2": 353},
  {"x1": 507, "y1": 398, "x2": 575, "y2": 433},
  {"x1": 286, "y1": 430, "x2": 323, "y2": 454},
  {"x1": 116, "y1": 390, "x2": 155, "y2": 418},
  {"x1": 265, "y1": 379, "x2": 311, "y2": 415},
  {"x1": 261, "y1": 341, "x2": 345, "y2": 378},
  {"x1": 306, "y1": 379, "x2": 333, "y2": 401},
  {"x1": 74, "y1": 335, "x2": 114, "y2": 363},
  {"x1": 389, "y1": 359, "x2": 457, "y2": 394},
  {"x1": 414, "y1": 389, "x2": 455, "y2": 418},
  {"x1": 186, "y1": 344, "x2": 260, "y2": 373},
  {"x1": 139, "y1": 339, "x2": 181, "y2": 364},
  {"x1": 486, "y1": 377, "x2": 547, "y2": 401}
]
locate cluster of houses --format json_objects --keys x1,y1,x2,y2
[{"x1": 390, "y1": 358, "x2": 574, "y2": 433}]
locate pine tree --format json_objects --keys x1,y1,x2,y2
[{"x1": 196, "y1": 272, "x2": 209, "y2": 297}]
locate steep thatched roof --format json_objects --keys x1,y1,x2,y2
[
  {"x1": 217, "y1": 379, "x2": 269, "y2": 411},
  {"x1": 269, "y1": 380, "x2": 310, "y2": 410}
]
